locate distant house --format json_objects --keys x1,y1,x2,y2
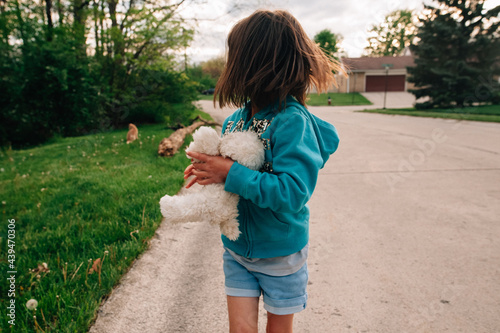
[{"x1": 332, "y1": 55, "x2": 415, "y2": 93}]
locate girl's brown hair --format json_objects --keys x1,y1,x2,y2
[{"x1": 215, "y1": 9, "x2": 345, "y2": 110}]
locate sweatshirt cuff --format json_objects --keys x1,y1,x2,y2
[{"x1": 225, "y1": 161, "x2": 253, "y2": 196}]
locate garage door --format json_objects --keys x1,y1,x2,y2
[{"x1": 366, "y1": 75, "x2": 406, "y2": 92}]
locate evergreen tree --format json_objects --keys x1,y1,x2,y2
[{"x1": 408, "y1": 0, "x2": 500, "y2": 109}]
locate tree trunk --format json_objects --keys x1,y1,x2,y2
[
  {"x1": 107, "y1": 0, "x2": 124, "y2": 58},
  {"x1": 73, "y1": 0, "x2": 88, "y2": 53},
  {"x1": 45, "y1": 0, "x2": 53, "y2": 41},
  {"x1": 158, "y1": 117, "x2": 220, "y2": 157},
  {"x1": 107, "y1": 0, "x2": 125, "y2": 91},
  {"x1": 93, "y1": 0, "x2": 100, "y2": 57},
  {"x1": 13, "y1": 0, "x2": 26, "y2": 45},
  {"x1": 56, "y1": 0, "x2": 63, "y2": 25}
]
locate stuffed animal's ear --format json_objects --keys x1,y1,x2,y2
[{"x1": 185, "y1": 126, "x2": 220, "y2": 156}]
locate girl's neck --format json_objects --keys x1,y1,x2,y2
[
  {"x1": 250, "y1": 93, "x2": 278, "y2": 117},
  {"x1": 251, "y1": 104, "x2": 260, "y2": 117}
]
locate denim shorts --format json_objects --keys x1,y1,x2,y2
[{"x1": 223, "y1": 250, "x2": 308, "y2": 315}]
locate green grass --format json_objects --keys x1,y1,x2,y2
[
  {"x1": 358, "y1": 104, "x2": 500, "y2": 123},
  {"x1": 306, "y1": 93, "x2": 372, "y2": 106},
  {"x1": 0, "y1": 114, "x2": 211, "y2": 331},
  {"x1": 197, "y1": 94, "x2": 216, "y2": 101},
  {"x1": 197, "y1": 93, "x2": 372, "y2": 106}
]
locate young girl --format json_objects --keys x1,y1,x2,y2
[{"x1": 184, "y1": 9, "x2": 344, "y2": 332}]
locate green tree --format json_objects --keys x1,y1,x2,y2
[
  {"x1": 0, "y1": 0, "x2": 197, "y2": 147},
  {"x1": 314, "y1": 29, "x2": 342, "y2": 60},
  {"x1": 407, "y1": 0, "x2": 500, "y2": 109},
  {"x1": 186, "y1": 55, "x2": 226, "y2": 93},
  {"x1": 365, "y1": 9, "x2": 417, "y2": 57},
  {"x1": 201, "y1": 55, "x2": 225, "y2": 80}
]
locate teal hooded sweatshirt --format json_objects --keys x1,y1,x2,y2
[{"x1": 222, "y1": 96, "x2": 339, "y2": 258}]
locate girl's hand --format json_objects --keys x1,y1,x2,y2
[{"x1": 183, "y1": 151, "x2": 234, "y2": 189}]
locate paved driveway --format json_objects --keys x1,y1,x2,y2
[
  {"x1": 361, "y1": 92, "x2": 417, "y2": 109},
  {"x1": 90, "y1": 102, "x2": 500, "y2": 333}
]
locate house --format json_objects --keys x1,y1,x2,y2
[{"x1": 333, "y1": 55, "x2": 415, "y2": 93}]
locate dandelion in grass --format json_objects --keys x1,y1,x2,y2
[
  {"x1": 2, "y1": 201, "x2": 6, "y2": 205},
  {"x1": 0, "y1": 168, "x2": 4, "y2": 172},
  {"x1": 26, "y1": 299, "x2": 38, "y2": 310}
]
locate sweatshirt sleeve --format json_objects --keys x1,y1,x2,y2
[{"x1": 224, "y1": 113, "x2": 326, "y2": 213}]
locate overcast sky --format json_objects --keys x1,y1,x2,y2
[{"x1": 177, "y1": 0, "x2": 500, "y2": 64}]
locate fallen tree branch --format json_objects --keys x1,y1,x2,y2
[{"x1": 158, "y1": 116, "x2": 220, "y2": 156}]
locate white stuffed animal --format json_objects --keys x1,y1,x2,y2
[{"x1": 159, "y1": 126, "x2": 265, "y2": 240}]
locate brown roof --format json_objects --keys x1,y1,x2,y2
[{"x1": 342, "y1": 56, "x2": 415, "y2": 71}]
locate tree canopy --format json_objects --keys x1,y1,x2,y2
[
  {"x1": 314, "y1": 29, "x2": 342, "y2": 60},
  {"x1": 407, "y1": 0, "x2": 500, "y2": 109},
  {"x1": 364, "y1": 9, "x2": 417, "y2": 57}
]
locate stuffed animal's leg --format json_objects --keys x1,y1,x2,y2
[
  {"x1": 212, "y1": 192, "x2": 241, "y2": 241},
  {"x1": 159, "y1": 192, "x2": 210, "y2": 224}
]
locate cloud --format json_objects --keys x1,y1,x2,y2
[{"x1": 181, "y1": 0, "x2": 424, "y2": 63}]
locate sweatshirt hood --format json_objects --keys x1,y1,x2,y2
[
  {"x1": 286, "y1": 96, "x2": 339, "y2": 168},
  {"x1": 308, "y1": 112, "x2": 339, "y2": 168}
]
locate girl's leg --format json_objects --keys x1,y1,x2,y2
[
  {"x1": 266, "y1": 312, "x2": 294, "y2": 333},
  {"x1": 227, "y1": 296, "x2": 259, "y2": 333}
]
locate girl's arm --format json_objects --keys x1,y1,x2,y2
[{"x1": 225, "y1": 113, "x2": 337, "y2": 213}]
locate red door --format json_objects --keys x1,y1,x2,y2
[{"x1": 366, "y1": 75, "x2": 406, "y2": 92}]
